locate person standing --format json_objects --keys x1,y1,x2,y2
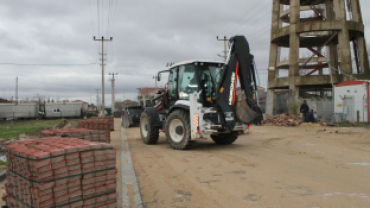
[{"x1": 300, "y1": 100, "x2": 309, "y2": 122}]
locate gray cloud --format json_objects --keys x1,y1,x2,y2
[{"x1": 1, "y1": 0, "x2": 370, "y2": 105}]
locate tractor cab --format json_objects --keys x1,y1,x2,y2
[{"x1": 157, "y1": 60, "x2": 224, "y2": 109}]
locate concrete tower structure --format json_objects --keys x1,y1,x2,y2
[{"x1": 266, "y1": 0, "x2": 370, "y2": 115}]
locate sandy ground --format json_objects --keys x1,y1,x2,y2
[
  {"x1": 1, "y1": 120, "x2": 369, "y2": 207},
  {"x1": 119, "y1": 122, "x2": 370, "y2": 208}
]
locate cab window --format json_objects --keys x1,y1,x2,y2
[
  {"x1": 178, "y1": 65, "x2": 199, "y2": 100},
  {"x1": 167, "y1": 67, "x2": 178, "y2": 107}
]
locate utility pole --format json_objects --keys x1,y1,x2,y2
[
  {"x1": 109, "y1": 72, "x2": 118, "y2": 114},
  {"x1": 93, "y1": 36, "x2": 113, "y2": 114},
  {"x1": 217, "y1": 36, "x2": 230, "y2": 62},
  {"x1": 96, "y1": 89, "x2": 100, "y2": 109},
  {"x1": 153, "y1": 76, "x2": 158, "y2": 88},
  {"x1": 15, "y1": 76, "x2": 18, "y2": 104}
]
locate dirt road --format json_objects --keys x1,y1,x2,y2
[{"x1": 120, "y1": 122, "x2": 370, "y2": 208}]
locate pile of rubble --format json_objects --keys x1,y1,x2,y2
[
  {"x1": 40, "y1": 128, "x2": 111, "y2": 143},
  {"x1": 262, "y1": 114, "x2": 302, "y2": 127},
  {"x1": 3, "y1": 137, "x2": 117, "y2": 208}
]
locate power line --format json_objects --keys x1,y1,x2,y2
[
  {"x1": 234, "y1": 2, "x2": 272, "y2": 35},
  {"x1": 97, "y1": 0, "x2": 100, "y2": 38},
  {"x1": 200, "y1": 1, "x2": 266, "y2": 51},
  {"x1": 89, "y1": 0, "x2": 100, "y2": 64},
  {"x1": 20, "y1": 78, "x2": 97, "y2": 89},
  {"x1": 111, "y1": 0, "x2": 119, "y2": 37},
  {"x1": 0, "y1": 63, "x2": 96, "y2": 66},
  {"x1": 107, "y1": 0, "x2": 112, "y2": 37},
  {"x1": 219, "y1": 1, "x2": 265, "y2": 36},
  {"x1": 102, "y1": 0, "x2": 104, "y2": 37},
  {"x1": 201, "y1": 1, "x2": 272, "y2": 53}
]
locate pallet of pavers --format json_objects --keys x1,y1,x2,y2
[
  {"x1": 90, "y1": 116, "x2": 114, "y2": 131},
  {"x1": 40, "y1": 129, "x2": 110, "y2": 144},
  {"x1": 78, "y1": 119, "x2": 112, "y2": 132},
  {"x1": 2, "y1": 137, "x2": 117, "y2": 208}
]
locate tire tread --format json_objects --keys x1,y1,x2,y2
[
  {"x1": 165, "y1": 110, "x2": 192, "y2": 150},
  {"x1": 140, "y1": 111, "x2": 160, "y2": 145}
]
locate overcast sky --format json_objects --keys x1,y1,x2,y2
[{"x1": 1, "y1": 0, "x2": 370, "y2": 105}]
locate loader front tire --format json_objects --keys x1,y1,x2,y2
[
  {"x1": 140, "y1": 111, "x2": 159, "y2": 145},
  {"x1": 165, "y1": 110, "x2": 192, "y2": 150},
  {"x1": 211, "y1": 132, "x2": 239, "y2": 145}
]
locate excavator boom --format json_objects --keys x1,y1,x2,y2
[{"x1": 215, "y1": 35, "x2": 263, "y2": 131}]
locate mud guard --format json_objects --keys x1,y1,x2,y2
[{"x1": 143, "y1": 107, "x2": 161, "y2": 127}]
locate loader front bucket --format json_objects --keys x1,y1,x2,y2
[{"x1": 235, "y1": 92, "x2": 263, "y2": 124}]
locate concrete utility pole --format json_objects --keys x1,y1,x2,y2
[
  {"x1": 96, "y1": 89, "x2": 100, "y2": 109},
  {"x1": 153, "y1": 76, "x2": 158, "y2": 88},
  {"x1": 93, "y1": 36, "x2": 113, "y2": 114},
  {"x1": 15, "y1": 77, "x2": 18, "y2": 104},
  {"x1": 217, "y1": 36, "x2": 230, "y2": 62},
  {"x1": 109, "y1": 72, "x2": 118, "y2": 114}
]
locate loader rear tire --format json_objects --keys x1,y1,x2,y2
[
  {"x1": 165, "y1": 110, "x2": 192, "y2": 150},
  {"x1": 140, "y1": 111, "x2": 159, "y2": 145},
  {"x1": 211, "y1": 132, "x2": 239, "y2": 145}
]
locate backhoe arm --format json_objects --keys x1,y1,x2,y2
[{"x1": 215, "y1": 35, "x2": 263, "y2": 131}]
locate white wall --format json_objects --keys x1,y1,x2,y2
[{"x1": 334, "y1": 83, "x2": 368, "y2": 122}]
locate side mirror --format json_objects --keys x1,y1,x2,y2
[{"x1": 157, "y1": 73, "x2": 161, "y2": 82}]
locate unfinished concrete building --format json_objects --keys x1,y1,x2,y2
[{"x1": 266, "y1": 0, "x2": 370, "y2": 115}]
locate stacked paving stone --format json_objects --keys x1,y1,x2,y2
[
  {"x1": 262, "y1": 114, "x2": 302, "y2": 127},
  {"x1": 90, "y1": 116, "x2": 114, "y2": 131},
  {"x1": 40, "y1": 128, "x2": 110, "y2": 143},
  {"x1": 78, "y1": 119, "x2": 112, "y2": 132},
  {"x1": 3, "y1": 137, "x2": 117, "y2": 208}
]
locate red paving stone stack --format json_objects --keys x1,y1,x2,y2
[
  {"x1": 78, "y1": 119, "x2": 110, "y2": 131},
  {"x1": 3, "y1": 137, "x2": 117, "y2": 208},
  {"x1": 40, "y1": 128, "x2": 110, "y2": 143},
  {"x1": 91, "y1": 116, "x2": 114, "y2": 131}
]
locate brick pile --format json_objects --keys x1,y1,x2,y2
[
  {"x1": 3, "y1": 137, "x2": 117, "y2": 208},
  {"x1": 262, "y1": 114, "x2": 301, "y2": 127},
  {"x1": 78, "y1": 119, "x2": 110, "y2": 131},
  {"x1": 90, "y1": 116, "x2": 114, "y2": 131},
  {"x1": 40, "y1": 128, "x2": 110, "y2": 143}
]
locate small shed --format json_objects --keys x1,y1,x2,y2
[
  {"x1": 45, "y1": 102, "x2": 84, "y2": 118},
  {"x1": 334, "y1": 81, "x2": 369, "y2": 122}
]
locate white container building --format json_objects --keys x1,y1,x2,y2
[{"x1": 334, "y1": 81, "x2": 369, "y2": 122}]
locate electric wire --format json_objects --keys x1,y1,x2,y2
[
  {"x1": 201, "y1": 1, "x2": 266, "y2": 50},
  {"x1": 200, "y1": 0, "x2": 270, "y2": 52},
  {"x1": 22, "y1": 80, "x2": 96, "y2": 89},
  {"x1": 89, "y1": 0, "x2": 100, "y2": 64},
  {"x1": 233, "y1": 1, "x2": 272, "y2": 35},
  {"x1": 0, "y1": 63, "x2": 97, "y2": 66},
  {"x1": 102, "y1": 0, "x2": 104, "y2": 37},
  {"x1": 97, "y1": 0, "x2": 100, "y2": 39}
]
